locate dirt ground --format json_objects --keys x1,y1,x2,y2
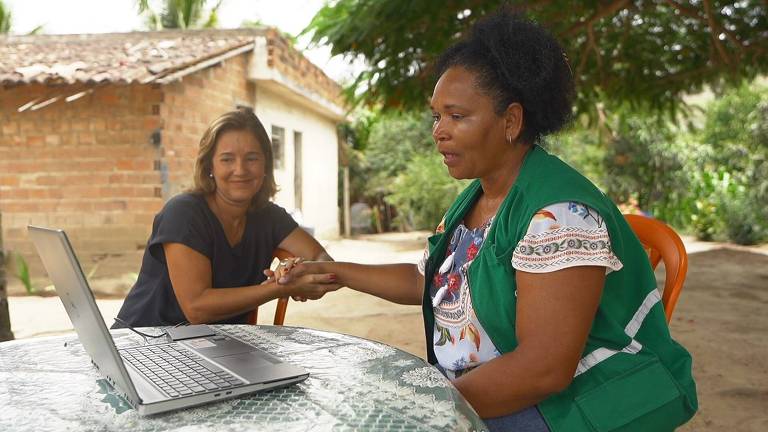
[
  {"x1": 6, "y1": 232, "x2": 768, "y2": 431},
  {"x1": 665, "y1": 249, "x2": 768, "y2": 431}
]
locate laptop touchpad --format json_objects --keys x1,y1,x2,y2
[
  {"x1": 186, "y1": 337, "x2": 258, "y2": 358},
  {"x1": 215, "y1": 352, "x2": 280, "y2": 380}
]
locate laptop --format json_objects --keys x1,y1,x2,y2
[{"x1": 28, "y1": 225, "x2": 309, "y2": 416}]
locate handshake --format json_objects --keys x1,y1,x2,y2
[{"x1": 263, "y1": 258, "x2": 341, "y2": 302}]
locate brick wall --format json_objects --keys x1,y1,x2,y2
[
  {"x1": 0, "y1": 83, "x2": 164, "y2": 271},
  {"x1": 160, "y1": 54, "x2": 253, "y2": 198},
  {"x1": 0, "y1": 56, "x2": 254, "y2": 284}
]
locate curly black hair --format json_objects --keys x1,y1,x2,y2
[{"x1": 435, "y1": 8, "x2": 575, "y2": 144}]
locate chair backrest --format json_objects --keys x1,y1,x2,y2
[
  {"x1": 624, "y1": 214, "x2": 688, "y2": 323},
  {"x1": 246, "y1": 248, "x2": 292, "y2": 325}
]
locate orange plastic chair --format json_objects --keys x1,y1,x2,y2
[
  {"x1": 624, "y1": 214, "x2": 688, "y2": 323},
  {"x1": 246, "y1": 248, "x2": 292, "y2": 325}
]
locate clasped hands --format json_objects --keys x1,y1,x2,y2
[{"x1": 263, "y1": 258, "x2": 340, "y2": 302}]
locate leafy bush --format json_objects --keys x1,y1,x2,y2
[
  {"x1": 686, "y1": 166, "x2": 732, "y2": 241},
  {"x1": 344, "y1": 81, "x2": 767, "y2": 244},
  {"x1": 363, "y1": 111, "x2": 434, "y2": 194},
  {"x1": 343, "y1": 110, "x2": 441, "y2": 231},
  {"x1": 387, "y1": 153, "x2": 468, "y2": 230},
  {"x1": 603, "y1": 117, "x2": 692, "y2": 226},
  {"x1": 546, "y1": 127, "x2": 606, "y2": 190},
  {"x1": 550, "y1": 81, "x2": 766, "y2": 245},
  {"x1": 548, "y1": 117, "x2": 691, "y2": 226},
  {"x1": 724, "y1": 196, "x2": 766, "y2": 245},
  {"x1": 693, "y1": 82, "x2": 768, "y2": 244}
]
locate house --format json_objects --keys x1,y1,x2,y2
[{"x1": 0, "y1": 28, "x2": 345, "y2": 280}]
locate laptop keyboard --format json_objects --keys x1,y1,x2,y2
[{"x1": 121, "y1": 344, "x2": 244, "y2": 398}]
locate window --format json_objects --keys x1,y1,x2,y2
[{"x1": 271, "y1": 126, "x2": 285, "y2": 170}]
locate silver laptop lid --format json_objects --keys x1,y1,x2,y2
[{"x1": 27, "y1": 225, "x2": 142, "y2": 405}]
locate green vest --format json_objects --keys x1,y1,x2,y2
[{"x1": 422, "y1": 146, "x2": 697, "y2": 432}]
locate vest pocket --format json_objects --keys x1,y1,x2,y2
[
  {"x1": 574, "y1": 358, "x2": 683, "y2": 431},
  {"x1": 489, "y1": 241, "x2": 516, "y2": 263}
]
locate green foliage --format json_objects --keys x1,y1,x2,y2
[
  {"x1": 364, "y1": 111, "x2": 434, "y2": 194},
  {"x1": 346, "y1": 82, "x2": 766, "y2": 244},
  {"x1": 137, "y1": 0, "x2": 223, "y2": 30},
  {"x1": 546, "y1": 127, "x2": 607, "y2": 190},
  {"x1": 343, "y1": 109, "x2": 467, "y2": 230},
  {"x1": 387, "y1": 153, "x2": 468, "y2": 230},
  {"x1": 305, "y1": 0, "x2": 767, "y2": 118},
  {"x1": 340, "y1": 109, "x2": 378, "y2": 151},
  {"x1": 549, "y1": 81, "x2": 767, "y2": 245},
  {"x1": 0, "y1": 0, "x2": 42, "y2": 34},
  {"x1": 343, "y1": 110, "x2": 435, "y2": 203},
  {"x1": 690, "y1": 82, "x2": 768, "y2": 244},
  {"x1": 547, "y1": 116, "x2": 691, "y2": 226},
  {"x1": 603, "y1": 118, "x2": 692, "y2": 226},
  {"x1": 0, "y1": 0, "x2": 11, "y2": 34},
  {"x1": 13, "y1": 252, "x2": 34, "y2": 295}
]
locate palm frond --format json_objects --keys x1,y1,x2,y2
[
  {"x1": 26, "y1": 24, "x2": 43, "y2": 35},
  {"x1": 0, "y1": 1, "x2": 13, "y2": 34}
]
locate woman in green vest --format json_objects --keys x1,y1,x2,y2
[{"x1": 278, "y1": 8, "x2": 697, "y2": 432}]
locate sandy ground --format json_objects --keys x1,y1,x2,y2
[{"x1": 6, "y1": 232, "x2": 768, "y2": 431}]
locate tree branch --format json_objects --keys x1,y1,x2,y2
[
  {"x1": 563, "y1": 0, "x2": 630, "y2": 38},
  {"x1": 588, "y1": 24, "x2": 603, "y2": 78},
  {"x1": 702, "y1": 0, "x2": 733, "y2": 66},
  {"x1": 575, "y1": 34, "x2": 593, "y2": 81},
  {"x1": 663, "y1": 0, "x2": 703, "y2": 19},
  {"x1": 666, "y1": 0, "x2": 745, "y2": 62},
  {"x1": 657, "y1": 65, "x2": 712, "y2": 84},
  {"x1": 509, "y1": 0, "x2": 556, "y2": 13}
]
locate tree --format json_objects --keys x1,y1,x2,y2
[
  {"x1": 0, "y1": 0, "x2": 11, "y2": 34},
  {"x1": 343, "y1": 111, "x2": 436, "y2": 230},
  {"x1": 0, "y1": 0, "x2": 42, "y2": 34},
  {"x1": 304, "y1": 0, "x2": 767, "y2": 117},
  {"x1": 137, "y1": 0, "x2": 223, "y2": 30},
  {"x1": 692, "y1": 82, "x2": 768, "y2": 244},
  {"x1": 387, "y1": 153, "x2": 468, "y2": 230},
  {"x1": 342, "y1": 110, "x2": 468, "y2": 230}
]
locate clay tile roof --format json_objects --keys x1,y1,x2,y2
[{"x1": 0, "y1": 28, "x2": 269, "y2": 86}]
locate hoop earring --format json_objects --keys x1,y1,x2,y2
[{"x1": 506, "y1": 136, "x2": 512, "y2": 146}]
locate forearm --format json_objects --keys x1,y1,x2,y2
[
  {"x1": 453, "y1": 347, "x2": 572, "y2": 418},
  {"x1": 316, "y1": 262, "x2": 423, "y2": 305},
  {"x1": 179, "y1": 283, "x2": 285, "y2": 324},
  {"x1": 454, "y1": 266, "x2": 605, "y2": 417}
]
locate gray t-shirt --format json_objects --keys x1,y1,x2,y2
[{"x1": 114, "y1": 193, "x2": 297, "y2": 327}]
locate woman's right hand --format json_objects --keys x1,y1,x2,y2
[{"x1": 276, "y1": 261, "x2": 341, "y2": 300}]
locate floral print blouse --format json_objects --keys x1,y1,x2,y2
[{"x1": 418, "y1": 201, "x2": 623, "y2": 379}]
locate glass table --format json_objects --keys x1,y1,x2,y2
[{"x1": 0, "y1": 325, "x2": 487, "y2": 431}]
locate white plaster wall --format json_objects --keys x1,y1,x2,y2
[{"x1": 254, "y1": 85, "x2": 340, "y2": 239}]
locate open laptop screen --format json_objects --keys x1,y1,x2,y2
[{"x1": 27, "y1": 225, "x2": 142, "y2": 406}]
